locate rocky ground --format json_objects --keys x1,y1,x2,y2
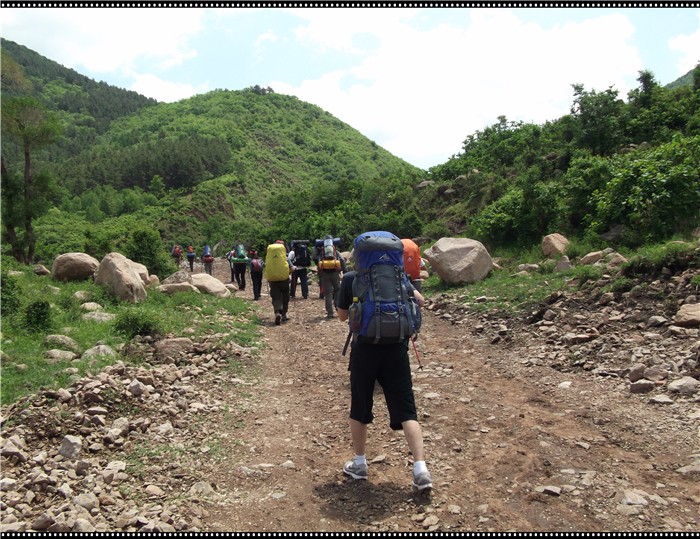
[{"x1": 1, "y1": 259, "x2": 699, "y2": 532}]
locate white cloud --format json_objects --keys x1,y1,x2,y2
[
  {"x1": 273, "y1": 9, "x2": 643, "y2": 169},
  {"x1": 289, "y1": 7, "x2": 421, "y2": 54},
  {"x1": 128, "y1": 73, "x2": 209, "y2": 103},
  {"x1": 2, "y1": 8, "x2": 204, "y2": 74},
  {"x1": 669, "y1": 11, "x2": 700, "y2": 75},
  {"x1": 255, "y1": 29, "x2": 278, "y2": 47}
]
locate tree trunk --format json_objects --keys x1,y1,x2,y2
[
  {"x1": 23, "y1": 141, "x2": 33, "y2": 264},
  {"x1": 0, "y1": 156, "x2": 26, "y2": 263}
]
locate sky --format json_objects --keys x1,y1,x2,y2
[{"x1": 2, "y1": 6, "x2": 699, "y2": 170}]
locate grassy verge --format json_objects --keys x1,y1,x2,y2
[
  {"x1": 421, "y1": 237, "x2": 700, "y2": 315},
  {"x1": 0, "y1": 268, "x2": 262, "y2": 406}
]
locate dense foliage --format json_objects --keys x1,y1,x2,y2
[
  {"x1": 1, "y1": 38, "x2": 699, "y2": 273},
  {"x1": 425, "y1": 68, "x2": 700, "y2": 250}
]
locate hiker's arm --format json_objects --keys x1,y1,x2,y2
[
  {"x1": 413, "y1": 289, "x2": 425, "y2": 308},
  {"x1": 336, "y1": 272, "x2": 354, "y2": 322}
]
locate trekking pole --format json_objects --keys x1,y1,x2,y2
[
  {"x1": 410, "y1": 336, "x2": 424, "y2": 370},
  {"x1": 342, "y1": 331, "x2": 352, "y2": 356}
]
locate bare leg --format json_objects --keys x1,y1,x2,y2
[
  {"x1": 402, "y1": 420, "x2": 425, "y2": 461},
  {"x1": 349, "y1": 418, "x2": 367, "y2": 456}
]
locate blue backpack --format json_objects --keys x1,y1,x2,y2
[{"x1": 350, "y1": 231, "x2": 421, "y2": 344}]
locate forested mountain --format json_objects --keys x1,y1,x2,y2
[
  {"x1": 1, "y1": 40, "x2": 424, "y2": 269},
  {"x1": 1, "y1": 39, "x2": 159, "y2": 164},
  {"x1": 2, "y1": 39, "x2": 699, "y2": 277}
]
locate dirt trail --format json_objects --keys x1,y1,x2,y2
[{"x1": 194, "y1": 263, "x2": 699, "y2": 532}]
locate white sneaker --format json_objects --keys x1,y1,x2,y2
[
  {"x1": 343, "y1": 460, "x2": 368, "y2": 480},
  {"x1": 412, "y1": 470, "x2": 433, "y2": 492}
]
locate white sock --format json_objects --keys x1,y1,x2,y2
[
  {"x1": 413, "y1": 460, "x2": 428, "y2": 475},
  {"x1": 354, "y1": 454, "x2": 367, "y2": 466}
]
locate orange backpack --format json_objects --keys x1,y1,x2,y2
[{"x1": 401, "y1": 238, "x2": 421, "y2": 281}]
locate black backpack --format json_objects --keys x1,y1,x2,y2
[{"x1": 292, "y1": 240, "x2": 311, "y2": 267}]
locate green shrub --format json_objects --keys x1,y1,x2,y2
[
  {"x1": 123, "y1": 226, "x2": 174, "y2": 280},
  {"x1": 622, "y1": 240, "x2": 699, "y2": 277},
  {"x1": 609, "y1": 277, "x2": 634, "y2": 294},
  {"x1": 422, "y1": 220, "x2": 451, "y2": 241},
  {"x1": 570, "y1": 264, "x2": 604, "y2": 289},
  {"x1": 0, "y1": 272, "x2": 21, "y2": 317},
  {"x1": 22, "y1": 301, "x2": 52, "y2": 332},
  {"x1": 55, "y1": 293, "x2": 82, "y2": 322},
  {"x1": 114, "y1": 308, "x2": 162, "y2": 339}
]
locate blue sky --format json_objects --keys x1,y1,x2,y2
[{"x1": 2, "y1": 6, "x2": 699, "y2": 170}]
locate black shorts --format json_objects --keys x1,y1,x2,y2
[{"x1": 349, "y1": 340, "x2": 417, "y2": 430}]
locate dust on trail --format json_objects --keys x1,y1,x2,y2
[{"x1": 197, "y1": 262, "x2": 699, "y2": 532}]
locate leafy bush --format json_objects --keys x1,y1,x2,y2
[
  {"x1": 114, "y1": 308, "x2": 162, "y2": 339},
  {"x1": 22, "y1": 301, "x2": 52, "y2": 332},
  {"x1": 421, "y1": 220, "x2": 451, "y2": 242},
  {"x1": 589, "y1": 135, "x2": 700, "y2": 244},
  {"x1": 0, "y1": 272, "x2": 21, "y2": 317},
  {"x1": 122, "y1": 226, "x2": 174, "y2": 279}
]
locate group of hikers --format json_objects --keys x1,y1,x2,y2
[{"x1": 170, "y1": 232, "x2": 432, "y2": 493}]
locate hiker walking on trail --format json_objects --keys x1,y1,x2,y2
[
  {"x1": 171, "y1": 244, "x2": 183, "y2": 267},
  {"x1": 249, "y1": 250, "x2": 264, "y2": 300},
  {"x1": 201, "y1": 244, "x2": 215, "y2": 276},
  {"x1": 312, "y1": 242, "x2": 325, "y2": 300},
  {"x1": 186, "y1": 245, "x2": 196, "y2": 272},
  {"x1": 264, "y1": 240, "x2": 293, "y2": 325},
  {"x1": 316, "y1": 235, "x2": 346, "y2": 318},
  {"x1": 227, "y1": 243, "x2": 249, "y2": 290},
  {"x1": 336, "y1": 230, "x2": 432, "y2": 493},
  {"x1": 288, "y1": 240, "x2": 311, "y2": 299}
]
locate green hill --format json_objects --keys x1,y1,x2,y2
[
  {"x1": 2, "y1": 41, "x2": 699, "y2": 277},
  {"x1": 666, "y1": 64, "x2": 699, "y2": 90}
]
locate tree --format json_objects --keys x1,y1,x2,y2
[
  {"x1": 570, "y1": 83, "x2": 624, "y2": 156},
  {"x1": 1, "y1": 96, "x2": 62, "y2": 263}
]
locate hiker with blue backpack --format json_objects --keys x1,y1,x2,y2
[{"x1": 336, "y1": 231, "x2": 432, "y2": 493}]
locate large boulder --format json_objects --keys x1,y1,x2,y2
[
  {"x1": 542, "y1": 233, "x2": 569, "y2": 258},
  {"x1": 579, "y1": 251, "x2": 604, "y2": 265},
  {"x1": 190, "y1": 273, "x2": 231, "y2": 297},
  {"x1": 130, "y1": 261, "x2": 150, "y2": 285},
  {"x1": 158, "y1": 282, "x2": 201, "y2": 295},
  {"x1": 423, "y1": 238, "x2": 493, "y2": 284},
  {"x1": 94, "y1": 252, "x2": 147, "y2": 304},
  {"x1": 162, "y1": 270, "x2": 192, "y2": 285},
  {"x1": 51, "y1": 253, "x2": 99, "y2": 282},
  {"x1": 674, "y1": 303, "x2": 700, "y2": 327}
]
